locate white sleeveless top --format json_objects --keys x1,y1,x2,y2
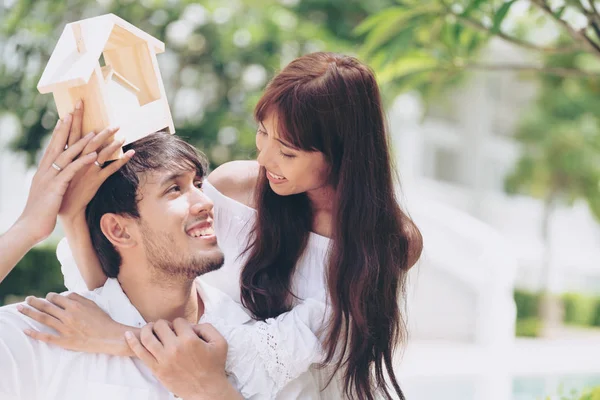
[
  {"x1": 200, "y1": 180, "x2": 332, "y2": 305},
  {"x1": 200, "y1": 181, "x2": 344, "y2": 399}
]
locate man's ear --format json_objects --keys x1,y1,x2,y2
[{"x1": 100, "y1": 213, "x2": 138, "y2": 249}]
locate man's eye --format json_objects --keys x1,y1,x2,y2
[
  {"x1": 194, "y1": 181, "x2": 203, "y2": 189},
  {"x1": 168, "y1": 185, "x2": 181, "y2": 193}
]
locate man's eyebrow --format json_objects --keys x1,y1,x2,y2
[{"x1": 158, "y1": 170, "x2": 199, "y2": 188}]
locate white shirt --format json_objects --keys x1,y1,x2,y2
[
  {"x1": 0, "y1": 277, "x2": 324, "y2": 400},
  {"x1": 57, "y1": 180, "x2": 343, "y2": 399}
]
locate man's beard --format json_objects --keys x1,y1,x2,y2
[{"x1": 140, "y1": 222, "x2": 224, "y2": 280}]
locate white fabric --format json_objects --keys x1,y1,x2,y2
[
  {"x1": 0, "y1": 277, "x2": 325, "y2": 400},
  {"x1": 0, "y1": 279, "x2": 174, "y2": 400},
  {"x1": 201, "y1": 181, "x2": 344, "y2": 399},
  {"x1": 57, "y1": 180, "x2": 343, "y2": 399}
]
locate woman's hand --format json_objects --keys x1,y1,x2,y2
[
  {"x1": 17, "y1": 292, "x2": 134, "y2": 356},
  {"x1": 57, "y1": 101, "x2": 135, "y2": 222},
  {"x1": 16, "y1": 112, "x2": 99, "y2": 245},
  {"x1": 125, "y1": 320, "x2": 242, "y2": 400},
  {"x1": 0, "y1": 107, "x2": 105, "y2": 284}
]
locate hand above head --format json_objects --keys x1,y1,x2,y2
[
  {"x1": 16, "y1": 111, "x2": 98, "y2": 245},
  {"x1": 57, "y1": 100, "x2": 135, "y2": 222},
  {"x1": 125, "y1": 320, "x2": 242, "y2": 400}
]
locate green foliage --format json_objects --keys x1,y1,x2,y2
[
  {"x1": 513, "y1": 289, "x2": 600, "y2": 335},
  {"x1": 546, "y1": 386, "x2": 600, "y2": 400},
  {"x1": 562, "y1": 292, "x2": 598, "y2": 327},
  {"x1": 0, "y1": 0, "x2": 376, "y2": 167},
  {"x1": 514, "y1": 289, "x2": 541, "y2": 337},
  {"x1": 504, "y1": 52, "x2": 600, "y2": 219},
  {"x1": 356, "y1": 0, "x2": 600, "y2": 99},
  {"x1": 491, "y1": 0, "x2": 516, "y2": 34},
  {"x1": 593, "y1": 302, "x2": 600, "y2": 327},
  {"x1": 516, "y1": 317, "x2": 541, "y2": 337},
  {"x1": 514, "y1": 289, "x2": 540, "y2": 319},
  {"x1": 0, "y1": 244, "x2": 65, "y2": 306}
]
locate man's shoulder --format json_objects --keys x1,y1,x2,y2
[{"x1": 0, "y1": 288, "x2": 103, "y2": 336}]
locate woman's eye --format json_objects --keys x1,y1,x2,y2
[
  {"x1": 194, "y1": 181, "x2": 203, "y2": 189},
  {"x1": 257, "y1": 129, "x2": 267, "y2": 136},
  {"x1": 279, "y1": 151, "x2": 296, "y2": 159},
  {"x1": 168, "y1": 185, "x2": 181, "y2": 193}
]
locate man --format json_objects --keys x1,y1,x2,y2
[{"x1": 0, "y1": 132, "x2": 244, "y2": 400}]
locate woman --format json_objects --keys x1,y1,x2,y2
[{"x1": 23, "y1": 52, "x2": 423, "y2": 399}]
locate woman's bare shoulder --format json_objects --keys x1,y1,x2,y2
[{"x1": 207, "y1": 160, "x2": 260, "y2": 207}]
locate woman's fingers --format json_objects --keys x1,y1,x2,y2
[
  {"x1": 49, "y1": 131, "x2": 96, "y2": 176},
  {"x1": 82, "y1": 126, "x2": 120, "y2": 156},
  {"x1": 172, "y1": 318, "x2": 196, "y2": 339},
  {"x1": 68, "y1": 100, "x2": 84, "y2": 147},
  {"x1": 55, "y1": 152, "x2": 98, "y2": 187},
  {"x1": 45, "y1": 292, "x2": 78, "y2": 311},
  {"x1": 125, "y1": 331, "x2": 158, "y2": 369},
  {"x1": 99, "y1": 150, "x2": 135, "y2": 180},
  {"x1": 96, "y1": 135, "x2": 125, "y2": 166},
  {"x1": 152, "y1": 320, "x2": 176, "y2": 348},
  {"x1": 24, "y1": 329, "x2": 62, "y2": 346},
  {"x1": 140, "y1": 323, "x2": 165, "y2": 359},
  {"x1": 17, "y1": 303, "x2": 64, "y2": 332},
  {"x1": 39, "y1": 113, "x2": 73, "y2": 171},
  {"x1": 192, "y1": 323, "x2": 226, "y2": 346}
]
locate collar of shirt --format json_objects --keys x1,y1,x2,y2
[{"x1": 98, "y1": 278, "x2": 252, "y2": 327}]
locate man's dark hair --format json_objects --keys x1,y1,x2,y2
[{"x1": 85, "y1": 132, "x2": 208, "y2": 277}]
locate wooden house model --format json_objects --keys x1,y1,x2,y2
[{"x1": 37, "y1": 14, "x2": 174, "y2": 151}]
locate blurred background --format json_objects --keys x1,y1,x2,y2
[{"x1": 2, "y1": 0, "x2": 600, "y2": 399}]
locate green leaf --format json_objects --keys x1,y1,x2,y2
[
  {"x1": 361, "y1": 15, "x2": 423, "y2": 56},
  {"x1": 553, "y1": 5, "x2": 567, "y2": 19},
  {"x1": 376, "y1": 50, "x2": 440, "y2": 83},
  {"x1": 354, "y1": 3, "x2": 441, "y2": 43},
  {"x1": 491, "y1": 0, "x2": 517, "y2": 34},
  {"x1": 462, "y1": 0, "x2": 486, "y2": 16}
]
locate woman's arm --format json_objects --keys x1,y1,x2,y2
[
  {"x1": 56, "y1": 101, "x2": 134, "y2": 291},
  {"x1": 0, "y1": 111, "x2": 101, "y2": 284},
  {"x1": 0, "y1": 221, "x2": 42, "y2": 283},
  {"x1": 60, "y1": 214, "x2": 108, "y2": 290},
  {"x1": 18, "y1": 292, "x2": 138, "y2": 357},
  {"x1": 217, "y1": 298, "x2": 328, "y2": 397}
]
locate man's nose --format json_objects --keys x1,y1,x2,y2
[{"x1": 189, "y1": 188, "x2": 214, "y2": 215}]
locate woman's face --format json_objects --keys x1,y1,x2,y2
[{"x1": 255, "y1": 112, "x2": 331, "y2": 197}]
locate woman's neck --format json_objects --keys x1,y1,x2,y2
[{"x1": 307, "y1": 184, "x2": 335, "y2": 238}]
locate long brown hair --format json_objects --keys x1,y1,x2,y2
[{"x1": 240, "y1": 52, "x2": 423, "y2": 400}]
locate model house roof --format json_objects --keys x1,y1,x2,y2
[{"x1": 37, "y1": 14, "x2": 165, "y2": 94}]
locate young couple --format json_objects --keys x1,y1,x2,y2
[{"x1": 0, "y1": 52, "x2": 422, "y2": 400}]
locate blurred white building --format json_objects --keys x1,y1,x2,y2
[
  {"x1": 391, "y1": 38, "x2": 600, "y2": 400},
  {"x1": 392, "y1": 39, "x2": 600, "y2": 296}
]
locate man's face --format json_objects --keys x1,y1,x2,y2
[{"x1": 133, "y1": 167, "x2": 224, "y2": 280}]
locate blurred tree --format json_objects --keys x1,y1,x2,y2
[
  {"x1": 358, "y1": 0, "x2": 600, "y2": 336},
  {"x1": 355, "y1": 0, "x2": 600, "y2": 94},
  {"x1": 0, "y1": 0, "x2": 380, "y2": 167},
  {"x1": 504, "y1": 51, "x2": 600, "y2": 335}
]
